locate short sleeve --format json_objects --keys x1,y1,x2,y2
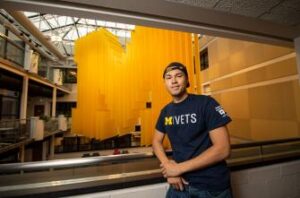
[
  {"x1": 204, "y1": 96, "x2": 232, "y2": 131},
  {"x1": 155, "y1": 109, "x2": 166, "y2": 133}
]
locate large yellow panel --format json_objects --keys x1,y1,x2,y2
[
  {"x1": 219, "y1": 89, "x2": 250, "y2": 119},
  {"x1": 246, "y1": 66, "x2": 267, "y2": 84},
  {"x1": 200, "y1": 69, "x2": 209, "y2": 84},
  {"x1": 227, "y1": 119, "x2": 252, "y2": 140},
  {"x1": 265, "y1": 58, "x2": 297, "y2": 79},
  {"x1": 231, "y1": 72, "x2": 248, "y2": 87},
  {"x1": 201, "y1": 36, "x2": 299, "y2": 141},
  {"x1": 212, "y1": 57, "x2": 297, "y2": 90},
  {"x1": 293, "y1": 80, "x2": 300, "y2": 123},
  {"x1": 210, "y1": 77, "x2": 232, "y2": 91},
  {"x1": 205, "y1": 37, "x2": 294, "y2": 81},
  {"x1": 250, "y1": 119, "x2": 299, "y2": 140},
  {"x1": 248, "y1": 81, "x2": 297, "y2": 120},
  {"x1": 72, "y1": 26, "x2": 194, "y2": 148}
]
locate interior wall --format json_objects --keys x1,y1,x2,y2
[
  {"x1": 199, "y1": 36, "x2": 300, "y2": 141},
  {"x1": 27, "y1": 97, "x2": 51, "y2": 118}
]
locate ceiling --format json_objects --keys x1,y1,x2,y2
[
  {"x1": 1, "y1": 0, "x2": 300, "y2": 61},
  {"x1": 166, "y1": 0, "x2": 300, "y2": 27}
]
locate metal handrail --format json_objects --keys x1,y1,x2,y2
[
  {"x1": 231, "y1": 137, "x2": 300, "y2": 148},
  {"x1": 0, "y1": 137, "x2": 299, "y2": 173},
  {"x1": 0, "y1": 152, "x2": 154, "y2": 173},
  {"x1": 0, "y1": 118, "x2": 31, "y2": 144}
]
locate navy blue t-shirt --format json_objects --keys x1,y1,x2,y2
[{"x1": 155, "y1": 94, "x2": 232, "y2": 191}]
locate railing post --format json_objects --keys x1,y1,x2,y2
[
  {"x1": 19, "y1": 144, "x2": 25, "y2": 163},
  {"x1": 49, "y1": 134, "x2": 55, "y2": 160}
]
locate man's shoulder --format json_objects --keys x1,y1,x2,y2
[
  {"x1": 189, "y1": 94, "x2": 210, "y2": 103},
  {"x1": 161, "y1": 101, "x2": 173, "y2": 111}
]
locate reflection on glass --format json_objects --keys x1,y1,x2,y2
[
  {"x1": 6, "y1": 43, "x2": 24, "y2": 66},
  {"x1": 1, "y1": 96, "x2": 19, "y2": 120}
]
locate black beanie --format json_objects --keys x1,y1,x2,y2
[{"x1": 163, "y1": 62, "x2": 190, "y2": 88}]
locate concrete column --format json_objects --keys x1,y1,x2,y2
[
  {"x1": 20, "y1": 76, "x2": 29, "y2": 122},
  {"x1": 52, "y1": 87, "x2": 57, "y2": 117},
  {"x1": 295, "y1": 36, "x2": 300, "y2": 83},
  {"x1": 49, "y1": 135, "x2": 55, "y2": 160}
]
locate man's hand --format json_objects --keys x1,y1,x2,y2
[
  {"x1": 160, "y1": 160, "x2": 183, "y2": 177},
  {"x1": 167, "y1": 177, "x2": 189, "y2": 191}
]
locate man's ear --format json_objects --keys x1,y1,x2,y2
[{"x1": 186, "y1": 81, "x2": 190, "y2": 88}]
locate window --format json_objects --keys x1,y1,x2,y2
[
  {"x1": 56, "y1": 102, "x2": 77, "y2": 117},
  {"x1": 200, "y1": 48, "x2": 209, "y2": 71},
  {"x1": 63, "y1": 69, "x2": 77, "y2": 84}
]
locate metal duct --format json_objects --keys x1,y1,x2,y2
[{"x1": 7, "y1": 11, "x2": 66, "y2": 61}]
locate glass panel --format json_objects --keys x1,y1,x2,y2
[
  {"x1": 24, "y1": 11, "x2": 39, "y2": 18},
  {"x1": 1, "y1": 96, "x2": 19, "y2": 120},
  {"x1": 38, "y1": 57, "x2": 50, "y2": 78},
  {"x1": 8, "y1": 31, "x2": 24, "y2": 48},
  {"x1": 86, "y1": 19, "x2": 96, "y2": 25},
  {"x1": 47, "y1": 18, "x2": 59, "y2": 28},
  {"x1": 106, "y1": 22, "x2": 116, "y2": 28},
  {"x1": 6, "y1": 43, "x2": 24, "y2": 66},
  {"x1": 0, "y1": 23, "x2": 5, "y2": 34}
]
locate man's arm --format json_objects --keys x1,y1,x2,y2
[
  {"x1": 161, "y1": 126, "x2": 231, "y2": 177},
  {"x1": 152, "y1": 129, "x2": 187, "y2": 191},
  {"x1": 152, "y1": 129, "x2": 169, "y2": 165}
]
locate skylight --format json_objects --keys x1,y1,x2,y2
[{"x1": 24, "y1": 12, "x2": 135, "y2": 57}]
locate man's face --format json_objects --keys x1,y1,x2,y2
[{"x1": 164, "y1": 69, "x2": 188, "y2": 97}]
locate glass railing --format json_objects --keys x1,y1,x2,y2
[
  {"x1": 0, "y1": 116, "x2": 68, "y2": 154},
  {"x1": 0, "y1": 33, "x2": 25, "y2": 67},
  {"x1": 0, "y1": 119, "x2": 30, "y2": 145},
  {"x1": 44, "y1": 118, "x2": 59, "y2": 135}
]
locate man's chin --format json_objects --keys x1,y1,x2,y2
[
  {"x1": 167, "y1": 88, "x2": 187, "y2": 97},
  {"x1": 171, "y1": 91, "x2": 184, "y2": 97}
]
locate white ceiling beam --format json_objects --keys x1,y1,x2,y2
[{"x1": 1, "y1": 0, "x2": 299, "y2": 47}]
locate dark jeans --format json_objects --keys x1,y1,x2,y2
[{"x1": 166, "y1": 185, "x2": 233, "y2": 198}]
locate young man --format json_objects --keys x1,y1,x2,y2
[{"x1": 152, "y1": 62, "x2": 232, "y2": 198}]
